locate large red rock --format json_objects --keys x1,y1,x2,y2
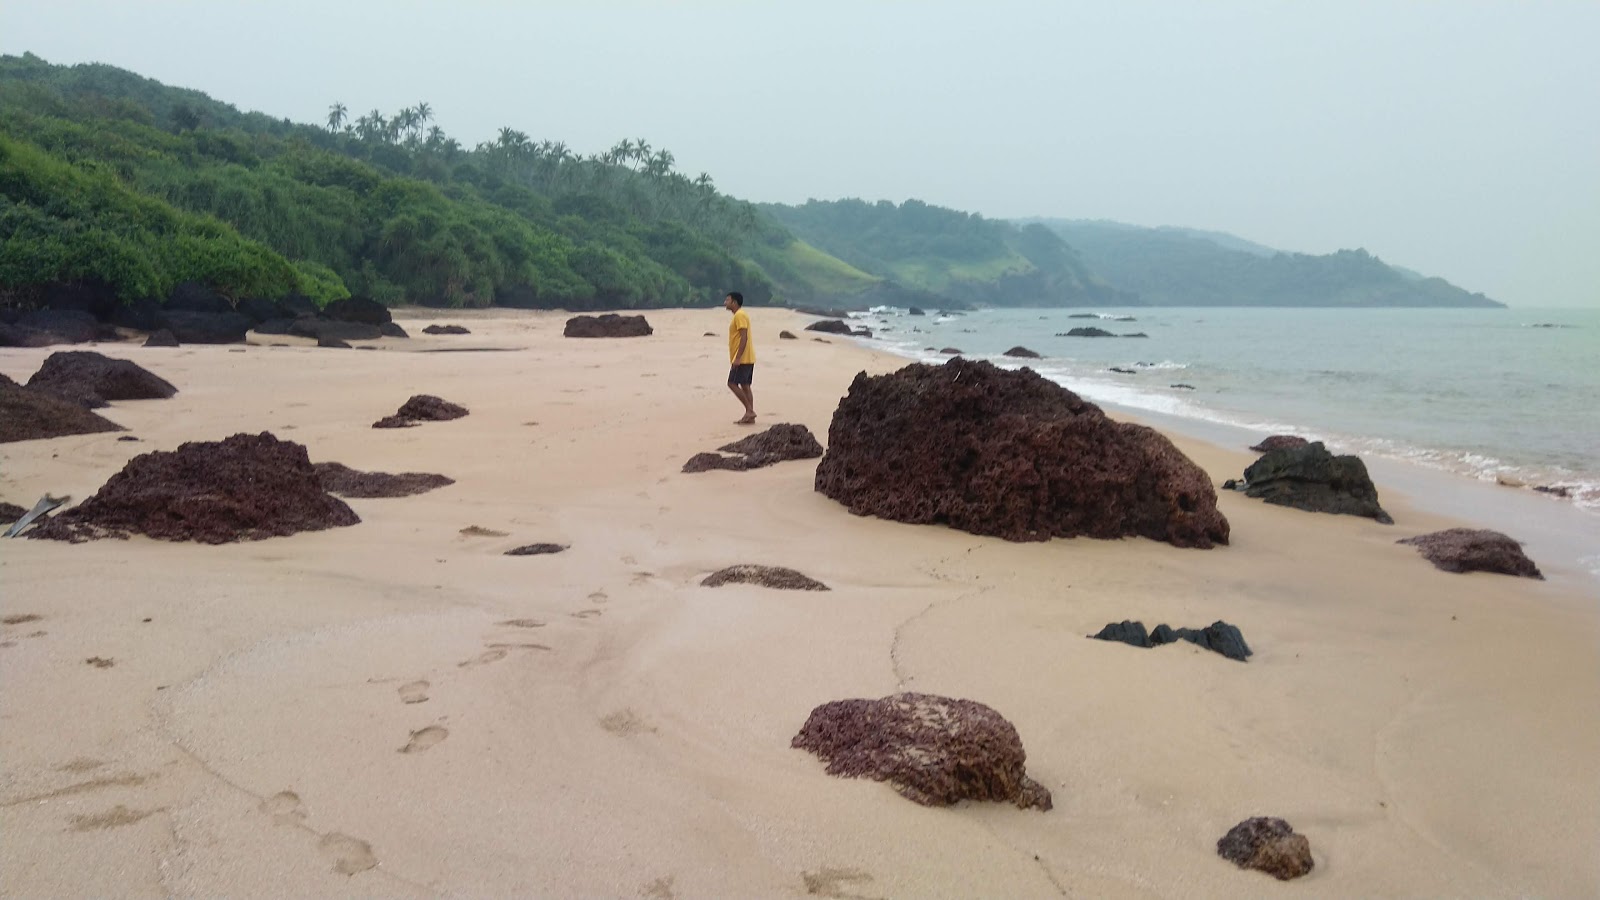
[
  {"x1": 1398, "y1": 528, "x2": 1543, "y2": 579},
  {"x1": 813, "y1": 358, "x2": 1229, "y2": 548},
  {"x1": 25, "y1": 351, "x2": 177, "y2": 409},
  {"x1": 0, "y1": 373, "x2": 124, "y2": 443}
]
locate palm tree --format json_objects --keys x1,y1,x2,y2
[
  {"x1": 425, "y1": 125, "x2": 446, "y2": 149},
  {"x1": 415, "y1": 102, "x2": 433, "y2": 130},
  {"x1": 633, "y1": 138, "x2": 652, "y2": 167},
  {"x1": 326, "y1": 102, "x2": 347, "y2": 132},
  {"x1": 359, "y1": 110, "x2": 387, "y2": 142}
]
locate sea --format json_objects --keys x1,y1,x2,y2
[{"x1": 840, "y1": 305, "x2": 1600, "y2": 586}]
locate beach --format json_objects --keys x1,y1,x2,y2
[{"x1": 2, "y1": 308, "x2": 1597, "y2": 897}]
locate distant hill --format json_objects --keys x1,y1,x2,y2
[
  {"x1": 762, "y1": 199, "x2": 1131, "y2": 308},
  {"x1": 1026, "y1": 219, "x2": 1502, "y2": 308}
]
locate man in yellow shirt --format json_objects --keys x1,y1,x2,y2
[{"x1": 724, "y1": 291, "x2": 756, "y2": 424}]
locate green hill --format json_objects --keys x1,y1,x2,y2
[{"x1": 1029, "y1": 218, "x2": 1503, "y2": 308}]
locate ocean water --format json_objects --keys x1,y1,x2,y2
[{"x1": 843, "y1": 305, "x2": 1600, "y2": 574}]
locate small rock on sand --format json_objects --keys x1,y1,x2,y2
[
  {"x1": 505, "y1": 543, "x2": 568, "y2": 556},
  {"x1": 701, "y1": 565, "x2": 829, "y2": 590},
  {"x1": 1217, "y1": 817, "x2": 1314, "y2": 880}
]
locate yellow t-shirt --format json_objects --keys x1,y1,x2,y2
[{"x1": 728, "y1": 309, "x2": 755, "y2": 364}]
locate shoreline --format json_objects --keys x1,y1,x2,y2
[{"x1": 2, "y1": 307, "x2": 1597, "y2": 897}]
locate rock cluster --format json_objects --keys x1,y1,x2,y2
[
  {"x1": 313, "y1": 462, "x2": 455, "y2": 498},
  {"x1": 813, "y1": 358, "x2": 1229, "y2": 548},
  {"x1": 1397, "y1": 528, "x2": 1543, "y2": 579},
  {"x1": 1231, "y1": 442, "x2": 1392, "y2": 524},
  {"x1": 1, "y1": 373, "x2": 124, "y2": 443},
  {"x1": 372, "y1": 395, "x2": 469, "y2": 429},
  {"x1": 563, "y1": 314, "x2": 652, "y2": 338},
  {"x1": 682, "y1": 423, "x2": 823, "y2": 473},
  {"x1": 1088, "y1": 620, "x2": 1252, "y2": 661},
  {"x1": 701, "y1": 565, "x2": 829, "y2": 591},
  {"x1": 792, "y1": 693, "x2": 1052, "y2": 811},
  {"x1": 29, "y1": 432, "x2": 359, "y2": 544},
  {"x1": 24, "y1": 352, "x2": 176, "y2": 409},
  {"x1": 1216, "y1": 817, "x2": 1314, "y2": 880}
]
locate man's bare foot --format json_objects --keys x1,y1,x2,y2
[{"x1": 736, "y1": 414, "x2": 756, "y2": 425}]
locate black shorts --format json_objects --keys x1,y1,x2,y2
[{"x1": 728, "y1": 363, "x2": 754, "y2": 385}]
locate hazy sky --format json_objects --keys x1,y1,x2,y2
[{"x1": 5, "y1": 1, "x2": 1597, "y2": 307}]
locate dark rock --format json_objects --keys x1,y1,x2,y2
[
  {"x1": 1109, "y1": 367, "x2": 1138, "y2": 374},
  {"x1": 317, "y1": 336, "x2": 352, "y2": 349},
  {"x1": 12, "y1": 310, "x2": 103, "y2": 345},
  {"x1": 313, "y1": 462, "x2": 454, "y2": 498},
  {"x1": 371, "y1": 415, "x2": 420, "y2": 429},
  {"x1": 939, "y1": 347, "x2": 962, "y2": 355},
  {"x1": 796, "y1": 306, "x2": 854, "y2": 319},
  {"x1": 1239, "y1": 442, "x2": 1392, "y2": 524},
  {"x1": 166, "y1": 281, "x2": 234, "y2": 315},
  {"x1": 1398, "y1": 528, "x2": 1543, "y2": 579},
  {"x1": 682, "y1": 423, "x2": 824, "y2": 473},
  {"x1": 851, "y1": 327, "x2": 873, "y2": 339},
  {"x1": 236, "y1": 296, "x2": 286, "y2": 324},
  {"x1": 908, "y1": 307, "x2": 926, "y2": 316},
  {"x1": 40, "y1": 280, "x2": 119, "y2": 319},
  {"x1": 30, "y1": 432, "x2": 358, "y2": 544},
  {"x1": 1062, "y1": 326, "x2": 1115, "y2": 337},
  {"x1": 251, "y1": 318, "x2": 297, "y2": 336},
  {"x1": 805, "y1": 319, "x2": 854, "y2": 336},
  {"x1": 563, "y1": 314, "x2": 652, "y2": 338},
  {"x1": 0, "y1": 322, "x2": 56, "y2": 348},
  {"x1": 812, "y1": 338, "x2": 831, "y2": 344},
  {"x1": 505, "y1": 543, "x2": 568, "y2": 556},
  {"x1": 792, "y1": 692, "x2": 1051, "y2": 811},
  {"x1": 422, "y1": 324, "x2": 471, "y2": 335},
  {"x1": 160, "y1": 310, "x2": 251, "y2": 344},
  {"x1": 682, "y1": 452, "x2": 738, "y2": 473},
  {"x1": 1221, "y1": 479, "x2": 1241, "y2": 491},
  {"x1": 1123, "y1": 332, "x2": 1149, "y2": 338},
  {"x1": 703, "y1": 332, "x2": 716, "y2": 337},
  {"x1": 814, "y1": 358, "x2": 1229, "y2": 548},
  {"x1": 322, "y1": 296, "x2": 391, "y2": 325},
  {"x1": 0, "y1": 373, "x2": 124, "y2": 443},
  {"x1": 1003, "y1": 346, "x2": 1041, "y2": 359},
  {"x1": 1249, "y1": 434, "x2": 1309, "y2": 453},
  {"x1": 143, "y1": 329, "x2": 179, "y2": 348},
  {"x1": 1067, "y1": 313, "x2": 1099, "y2": 319},
  {"x1": 1170, "y1": 383, "x2": 1195, "y2": 390},
  {"x1": 1217, "y1": 817, "x2": 1314, "y2": 881},
  {"x1": 278, "y1": 294, "x2": 319, "y2": 318},
  {"x1": 371, "y1": 394, "x2": 469, "y2": 429},
  {"x1": 779, "y1": 330, "x2": 798, "y2": 340},
  {"x1": 0, "y1": 502, "x2": 27, "y2": 522},
  {"x1": 109, "y1": 298, "x2": 166, "y2": 332},
  {"x1": 1088, "y1": 620, "x2": 1151, "y2": 648},
  {"x1": 379, "y1": 322, "x2": 409, "y2": 338},
  {"x1": 118, "y1": 436, "x2": 140, "y2": 442},
  {"x1": 25, "y1": 351, "x2": 177, "y2": 409},
  {"x1": 287, "y1": 318, "x2": 383, "y2": 342},
  {"x1": 701, "y1": 565, "x2": 829, "y2": 591}
]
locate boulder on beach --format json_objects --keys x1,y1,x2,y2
[
  {"x1": 779, "y1": 330, "x2": 798, "y2": 340},
  {"x1": 792, "y1": 692, "x2": 1052, "y2": 811},
  {"x1": 1, "y1": 373, "x2": 124, "y2": 443},
  {"x1": 379, "y1": 322, "x2": 409, "y2": 338},
  {"x1": 143, "y1": 329, "x2": 179, "y2": 348},
  {"x1": 159, "y1": 309, "x2": 251, "y2": 344},
  {"x1": 813, "y1": 358, "x2": 1230, "y2": 548},
  {"x1": 371, "y1": 415, "x2": 420, "y2": 429},
  {"x1": 371, "y1": 394, "x2": 469, "y2": 429},
  {"x1": 0, "y1": 309, "x2": 106, "y2": 347},
  {"x1": 317, "y1": 336, "x2": 352, "y2": 349},
  {"x1": 1217, "y1": 817, "x2": 1314, "y2": 881},
  {"x1": 28, "y1": 432, "x2": 359, "y2": 544},
  {"x1": 505, "y1": 543, "x2": 568, "y2": 556},
  {"x1": 322, "y1": 296, "x2": 392, "y2": 325},
  {"x1": 313, "y1": 462, "x2": 455, "y2": 498},
  {"x1": 682, "y1": 423, "x2": 824, "y2": 473},
  {"x1": 1237, "y1": 442, "x2": 1392, "y2": 524},
  {"x1": 1089, "y1": 620, "x2": 1252, "y2": 661},
  {"x1": 701, "y1": 565, "x2": 829, "y2": 591},
  {"x1": 25, "y1": 351, "x2": 177, "y2": 409},
  {"x1": 805, "y1": 319, "x2": 854, "y2": 336},
  {"x1": 288, "y1": 318, "x2": 383, "y2": 342},
  {"x1": 1003, "y1": 346, "x2": 1041, "y2": 359},
  {"x1": 1398, "y1": 528, "x2": 1543, "y2": 579},
  {"x1": 564, "y1": 314, "x2": 652, "y2": 338},
  {"x1": 1249, "y1": 434, "x2": 1309, "y2": 453},
  {"x1": 0, "y1": 501, "x2": 28, "y2": 523},
  {"x1": 422, "y1": 324, "x2": 471, "y2": 335}
]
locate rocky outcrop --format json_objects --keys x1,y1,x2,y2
[
  {"x1": 1059, "y1": 327, "x2": 1146, "y2": 338},
  {"x1": 29, "y1": 432, "x2": 358, "y2": 544},
  {"x1": 1237, "y1": 442, "x2": 1392, "y2": 524},
  {"x1": 422, "y1": 324, "x2": 471, "y2": 335},
  {"x1": 701, "y1": 565, "x2": 829, "y2": 591},
  {"x1": 322, "y1": 296, "x2": 391, "y2": 326},
  {"x1": 939, "y1": 347, "x2": 962, "y2": 355},
  {"x1": 379, "y1": 322, "x2": 409, "y2": 338},
  {"x1": 1088, "y1": 620, "x2": 1252, "y2": 662},
  {"x1": 1217, "y1": 817, "x2": 1314, "y2": 881},
  {"x1": 779, "y1": 330, "x2": 798, "y2": 340},
  {"x1": 160, "y1": 309, "x2": 251, "y2": 344},
  {"x1": 804, "y1": 319, "x2": 854, "y2": 336},
  {"x1": 682, "y1": 423, "x2": 823, "y2": 473},
  {"x1": 564, "y1": 314, "x2": 652, "y2": 338},
  {"x1": 813, "y1": 358, "x2": 1229, "y2": 548},
  {"x1": 143, "y1": 329, "x2": 179, "y2": 348},
  {"x1": 313, "y1": 462, "x2": 454, "y2": 498},
  {"x1": 317, "y1": 336, "x2": 352, "y2": 349},
  {"x1": 792, "y1": 693, "x2": 1051, "y2": 811},
  {"x1": 287, "y1": 318, "x2": 383, "y2": 342},
  {"x1": 1249, "y1": 435, "x2": 1309, "y2": 453},
  {"x1": 0, "y1": 309, "x2": 108, "y2": 347},
  {"x1": 372, "y1": 394, "x2": 469, "y2": 429},
  {"x1": 1397, "y1": 528, "x2": 1543, "y2": 579},
  {"x1": 0, "y1": 373, "x2": 124, "y2": 443},
  {"x1": 1003, "y1": 346, "x2": 1041, "y2": 359},
  {"x1": 24, "y1": 352, "x2": 177, "y2": 409}
]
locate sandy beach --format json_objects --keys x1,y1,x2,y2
[{"x1": 2, "y1": 308, "x2": 1597, "y2": 898}]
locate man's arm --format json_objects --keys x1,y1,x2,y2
[{"x1": 733, "y1": 328, "x2": 748, "y2": 363}]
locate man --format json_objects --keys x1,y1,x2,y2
[{"x1": 724, "y1": 291, "x2": 756, "y2": 424}]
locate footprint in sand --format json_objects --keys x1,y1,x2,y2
[
  {"x1": 600, "y1": 709, "x2": 657, "y2": 736},
  {"x1": 68, "y1": 805, "x2": 158, "y2": 832},
  {"x1": 398, "y1": 681, "x2": 430, "y2": 704},
  {"x1": 802, "y1": 867, "x2": 880, "y2": 899},
  {"x1": 458, "y1": 648, "x2": 507, "y2": 667},
  {"x1": 399, "y1": 726, "x2": 448, "y2": 754},
  {"x1": 571, "y1": 609, "x2": 603, "y2": 619},
  {"x1": 588, "y1": 591, "x2": 609, "y2": 604},
  {"x1": 260, "y1": 791, "x2": 308, "y2": 823},
  {"x1": 642, "y1": 875, "x2": 677, "y2": 899},
  {"x1": 2, "y1": 614, "x2": 42, "y2": 626},
  {"x1": 497, "y1": 619, "x2": 545, "y2": 629},
  {"x1": 318, "y1": 832, "x2": 378, "y2": 875}
]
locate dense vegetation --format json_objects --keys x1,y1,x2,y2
[
  {"x1": 761, "y1": 199, "x2": 1129, "y2": 307},
  {"x1": 1031, "y1": 219, "x2": 1503, "y2": 308}
]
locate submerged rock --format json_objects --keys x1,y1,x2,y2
[
  {"x1": 0, "y1": 373, "x2": 124, "y2": 443},
  {"x1": 1003, "y1": 346, "x2": 1041, "y2": 359},
  {"x1": 313, "y1": 462, "x2": 454, "y2": 498},
  {"x1": 29, "y1": 432, "x2": 358, "y2": 543},
  {"x1": 1217, "y1": 817, "x2": 1314, "y2": 881},
  {"x1": 792, "y1": 692, "x2": 1051, "y2": 811},
  {"x1": 564, "y1": 314, "x2": 652, "y2": 338},
  {"x1": 701, "y1": 565, "x2": 829, "y2": 591},
  {"x1": 1238, "y1": 442, "x2": 1392, "y2": 524},
  {"x1": 813, "y1": 358, "x2": 1229, "y2": 548},
  {"x1": 1398, "y1": 528, "x2": 1543, "y2": 579},
  {"x1": 25, "y1": 351, "x2": 177, "y2": 409}
]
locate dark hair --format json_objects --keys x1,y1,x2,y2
[{"x1": 726, "y1": 291, "x2": 744, "y2": 307}]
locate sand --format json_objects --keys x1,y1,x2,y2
[{"x1": 2, "y1": 309, "x2": 1597, "y2": 898}]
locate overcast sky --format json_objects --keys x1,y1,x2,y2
[{"x1": 5, "y1": 1, "x2": 1597, "y2": 307}]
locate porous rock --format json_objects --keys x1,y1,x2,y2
[
  {"x1": 1398, "y1": 528, "x2": 1543, "y2": 579},
  {"x1": 1249, "y1": 434, "x2": 1309, "y2": 453},
  {"x1": 681, "y1": 423, "x2": 823, "y2": 473},
  {"x1": 1239, "y1": 442, "x2": 1392, "y2": 524},
  {"x1": 371, "y1": 415, "x2": 420, "y2": 429},
  {"x1": 1003, "y1": 346, "x2": 1041, "y2": 359},
  {"x1": 701, "y1": 565, "x2": 829, "y2": 591},
  {"x1": 792, "y1": 692, "x2": 1051, "y2": 811},
  {"x1": 422, "y1": 324, "x2": 471, "y2": 335},
  {"x1": 563, "y1": 314, "x2": 652, "y2": 338},
  {"x1": 1217, "y1": 817, "x2": 1314, "y2": 881},
  {"x1": 813, "y1": 358, "x2": 1229, "y2": 548},
  {"x1": 28, "y1": 432, "x2": 358, "y2": 544},
  {"x1": 25, "y1": 352, "x2": 177, "y2": 409},
  {"x1": 371, "y1": 395, "x2": 469, "y2": 428},
  {"x1": 0, "y1": 373, "x2": 124, "y2": 443},
  {"x1": 313, "y1": 462, "x2": 454, "y2": 498}
]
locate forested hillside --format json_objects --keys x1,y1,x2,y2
[
  {"x1": 0, "y1": 53, "x2": 878, "y2": 310},
  {"x1": 1030, "y1": 219, "x2": 1503, "y2": 308},
  {"x1": 762, "y1": 199, "x2": 1130, "y2": 307}
]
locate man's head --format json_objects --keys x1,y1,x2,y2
[{"x1": 724, "y1": 291, "x2": 744, "y2": 311}]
